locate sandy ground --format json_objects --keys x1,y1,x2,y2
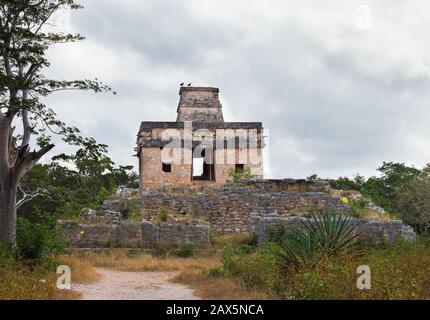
[{"x1": 72, "y1": 268, "x2": 201, "y2": 300}]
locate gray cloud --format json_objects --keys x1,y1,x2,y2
[{"x1": 41, "y1": 0, "x2": 430, "y2": 179}]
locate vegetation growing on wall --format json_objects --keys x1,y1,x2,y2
[{"x1": 227, "y1": 166, "x2": 254, "y2": 183}]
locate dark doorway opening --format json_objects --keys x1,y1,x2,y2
[{"x1": 192, "y1": 149, "x2": 215, "y2": 181}]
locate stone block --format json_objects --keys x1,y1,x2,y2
[
  {"x1": 140, "y1": 220, "x2": 157, "y2": 246},
  {"x1": 112, "y1": 220, "x2": 141, "y2": 247}
]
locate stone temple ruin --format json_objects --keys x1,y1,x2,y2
[
  {"x1": 136, "y1": 86, "x2": 264, "y2": 189},
  {"x1": 60, "y1": 86, "x2": 417, "y2": 249}
]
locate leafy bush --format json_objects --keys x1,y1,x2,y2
[
  {"x1": 221, "y1": 245, "x2": 278, "y2": 291},
  {"x1": 266, "y1": 210, "x2": 362, "y2": 268},
  {"x1": 16, "y1": 215, "x2": 63, "y2": 263},
  {"x1": 329, "y1": 175, "x2": 366, "y2": 191},
  {"x1": 175, "y1": 244, "x2": 195, "y2": 258},
  {"x1": 121, "y1": 196, "x2": 141, "y2": 221},
  {"x1": 394, "y1": 174, "x2": 430, "y2": 233},
  {"x1": 347, "y1": 197, "x2": 370, "y2": 218}
]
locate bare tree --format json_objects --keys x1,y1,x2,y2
[{"x1": 0, "y1": 0, "x2": 111, "y2": 246}]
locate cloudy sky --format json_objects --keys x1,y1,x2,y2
[{"x1": 42, "y1": 0, "x2": 430, "y2": 179}]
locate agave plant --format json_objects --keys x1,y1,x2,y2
[
  {"x1": 266, "y1": 227, "x2": 320, "y2": 269},
  {"x1": 304, "y1": 210, "x2": 363, "y2": 255},
  {"x1": 266, "y1": 210, "x2": 362, "y2": 268}
]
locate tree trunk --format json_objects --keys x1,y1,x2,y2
[
  {"x1": 0, "y1": 175, "x2": 17, "y2": 247},
  {"x1": 0, "y1": 83, "x2": 54, "y2": 247},
  {"x1": 0, "y1": 115, "x2": 20, "y2": 247},
  {"x1": 0, "y1": 145, "x2": 54, "y2": 247},
  {"x1": 0, "y1": 115, "x2": 14, "y2": 246}
]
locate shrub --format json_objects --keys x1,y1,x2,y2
[
  {"x1": 175, "y1": 244, "x2": 195, "y2": 258},
  {"x1": 151, "y1": 243, "x2": 173, "y2": 257},
  {"x1": 347, "y1": 196, "x2": 370, "y2": 218},
  {"x1": 221, "y1": 245, "x2": 278, "y2": 291},
  {"x1": 206, "y1": 267, "x2": 225, "y2": 277},
  {"x1": 329, "y1": 175, "x2": 365, "y2": 191},
  {"x1": 212, "y1": 233, "x2": 258, "y2": 253},
  {"x1": 394, "y1": 175, "x2": 430, "y2": 233},
  {"x1": 157, "y1": 208, "x2": 171, "y2": 223},
  {"x1": 120, "y1": 196, "x2": 141, "y2": 221},
  {"x1": 16, "y1": 215, "x2": 63, "y2": 263},
  {"x1": 246, "y1": 234, "x2": 259, "y2": 247},
  {"x1": 227, "y1": 166, "x2": 254, "y2": 183}
]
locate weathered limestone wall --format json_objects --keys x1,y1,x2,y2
[
  {"x1": 250, "y1": 213, "x2": 417, "y2": 246},
  {"x1": 214, "y1": 148, "x2": 263, "y2": 184},
  {"x1": 233, "y1": 179, "x2": 331, "y2": 192},
  {"x1": 59, "y1": 220, "x2": 210, "y2": 248},
  {"x1": 141, "y1": 221, "x2": 210, "y2": 247},
  {"x1": 60, "y1": 180, "x2": 418, "y2": 248},
  {"x1": 139, "y1": 145, "x2": 263, "y2": 189},
  {"x1": 140, "y1": 147, "x2": 193, "y2": 189},
  {"x1": 141, "y1": 180, "x2": 346, "y2": 233}
]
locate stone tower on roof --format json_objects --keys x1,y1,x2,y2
[
  {"x1": 136, "y1": 86, "x2": 264, "y2": 190},
  {"x1": 176, "y1": 87, "x2": 224, "y2": 122}
]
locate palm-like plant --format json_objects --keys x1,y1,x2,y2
[
  {"x1": 304, "y1": 210, "x2": 362, "y2": 255},
  {"x1": 267, "y1": 210, "x2": 362, "y2": 268}
]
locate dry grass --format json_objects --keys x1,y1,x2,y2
[
  {"x1": 52, "y1": 289, "x2": 82, "y2": 300},
  {"x1": 63, "y1": 250, "x2": 221, "y2": 272},
  {"x1": 212, "y1": 233, "x2": 252, "y2": 246},
  {"x1": 59, "y1": 254, "x2": 101, "y2": 283},
  {"x1": 172, "y1": 270, "x2": 268, "y2": 300},
  {"x1": 0, "y1": 266, "x2": 84, "y2": 300},
  {"x1": 358, "y1": 209, "x2": 397, "y2": 221},
  {"x1": 0, "y1": 267, "x2": 57, "y2": 300}
]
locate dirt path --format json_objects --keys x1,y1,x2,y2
[{"x1": 72, "y1": 268, "x2": 201, "y2": 300}]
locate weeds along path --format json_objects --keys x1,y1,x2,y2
[{"x1": 72, "y1": 268, "x2": 201, "y2": 300}]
